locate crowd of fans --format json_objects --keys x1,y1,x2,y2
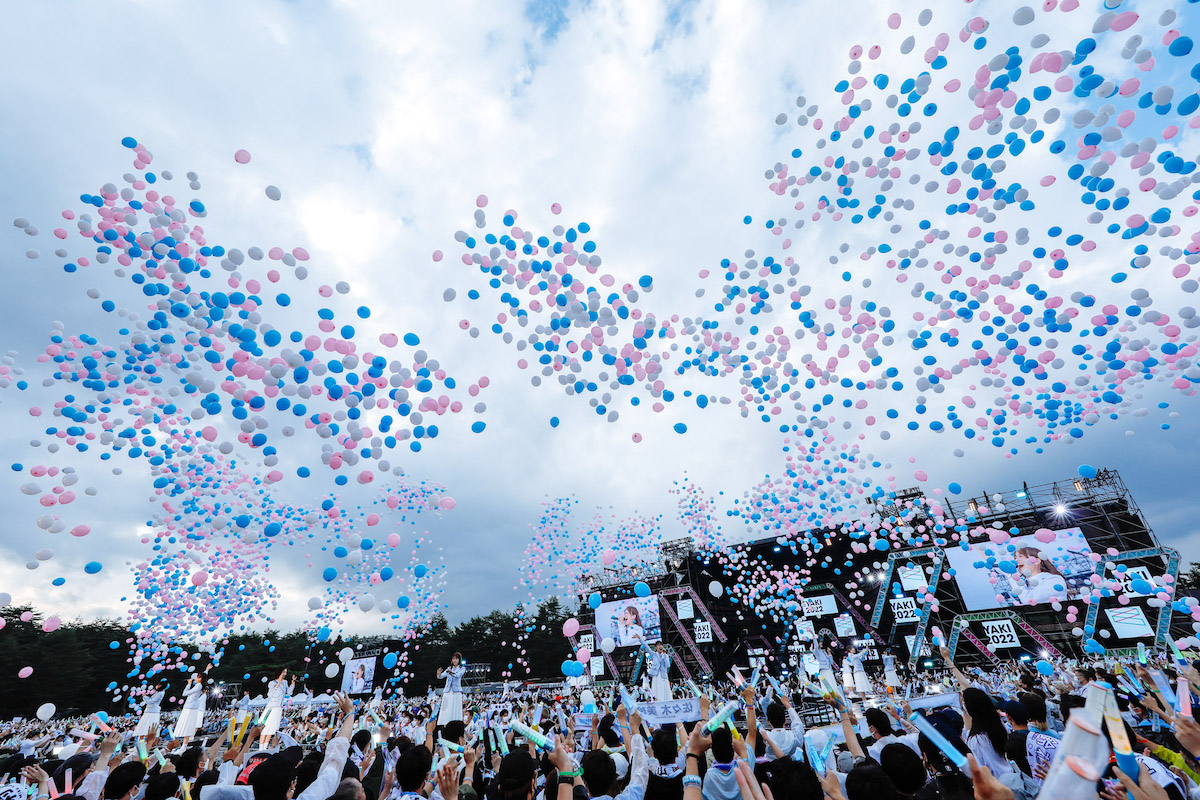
[{"x1": 2, "y1": 643, "x2": 1200, "y2": 800}]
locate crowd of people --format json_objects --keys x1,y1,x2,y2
[{"x1": 3, "y1": 640, "x2": 1200, "y2": 800}]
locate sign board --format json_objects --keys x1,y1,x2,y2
[
  {"x1": 890, "y1": 597, "x2": 919, "y2": 624},
  {"x1": 898, "y1": 565, "x2": 928, "y2": 591},
  {"x1": 573, "y1": 696, "x2": 702, "y2": 729},
  {"x1": 801, "y1": 594, "x2": 838, "y2": 617},
  {"x1": 578, "y1": 633, "x2": 595, "y2": 652},
  {"x1": 693, "y1": 621, "x2": 713, "y2": 643},
  {"x1": 834, "y1": 615, "x2": 856, "y2": 638},
  {"x1": 590, "y1": 655, "x2": 605, "y2": 676},
  {"x1": 677, "y1": 599, "x2": 695, "y2": 620},
  {"x1": 795, "y1": 619, "x2": 816, "y2": 642},
  {"x1": 981, "y1": 619, "x2": 1020, "y2": 649}
]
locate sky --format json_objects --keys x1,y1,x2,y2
[{"x1": 1, "y1": 0, "x2": 1200, "y2": 643}]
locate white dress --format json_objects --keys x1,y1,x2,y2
[
  {"x1": 850, "y1": 653, "x2": 870, "y2": 695},
  {"x1": 172, "y1": 682, "x2": 205, "y2": 739},
  {"x1": 437, "y1": 666, "x2": 465, "y2": 724},
  {"x1": 262, "y1": 679, "x2": 290, "y2": 737},
  {"x1": 134, "y1": 690, "x2": 164, "y2": 737},
  {"x1": 647, "y1": 653, "x2": 671, "y2": 702},
  {"x1": 815, "y1": 649, "x2": 837, "y2": 693},
  {"x1": 882, "y1": 654, "x2": 901, "y2": 688}
]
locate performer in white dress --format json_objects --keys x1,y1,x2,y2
[
  {"x1": 436, "y1": 652, "x2": 466, "y2": 725},
  {"x1": 815, "y1": 636, "x2": 838, "y2": 693},
  {"x1": 848, "y1": 645, "x2": 871, "y2": 695},
  {"x1": 234, "y1": 692, "x2": 253, "y2": 726},
  {"x1": 259, "y1": 670, "x2": 294, "y2": 750},
  {"x1": 134, "y1": 683, "x2": 166, "y2": 738},
  {"x1": 882, "y1": 649, "x2": 901, "y2": 689},
  {"x1": 646, "y1": 643, "x2": 672, "y2": 702},
  {"x1": 171, "y1": 673, "x2": 206, "y2": 744}
]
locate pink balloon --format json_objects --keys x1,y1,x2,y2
[
  {"x1": 439, "y1": 497, "x2": 456, "y2": 510},
  {"x1": 70, "y1": 525, "x2": 91, "y2": 537},
  {"x1": 234, "y1": 149, "x2": 251, "y2": 164},
  {"x1": 562, "y1": 618, "x2": 580, "y2": 637},
  {"x1": 577, "y1": 648, "x2": 591, "y2": 663},
  {"x1": 1034, "y1": 528, "x2": 1057, "y2": 544},
  {"x1": 41, "y1": 617, "x2": 61, "y2": 633},
  {"x1": 366, "y1": 514, "x2": 381, "y2": 526},
  {"x1": 201, "y1": 426, "x2": 218, "y2": 442},
  {"x1": 387, "y1": 533, "x2": 401, "y2": 547},
  {"x1": 602, "y1": 549, "x2": 617, "y2": 566},
  {"x1": 191, "y1": 571, "x2": 209, "y2": 586},
  {"x1": 18, "y1": 667, "x2": 32, "y2": 678}
]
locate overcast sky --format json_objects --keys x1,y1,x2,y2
[{"x1": 1, "y1": 0, "x2": 1199, "y2": 642}]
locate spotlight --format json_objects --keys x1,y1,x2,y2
[{"x1": 1054, "y1": 504, "x2": 1067, "y2": 516}]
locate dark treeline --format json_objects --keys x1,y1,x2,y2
[{"x1": 0, "y1": 598, "x2": 572, "y2": 720}]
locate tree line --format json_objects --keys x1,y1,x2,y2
[{"x1": 0, "y1": 598, "x2": 572, "y2": 720}]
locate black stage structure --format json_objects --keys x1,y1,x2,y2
[{"x1": 572, "y1": 469, "x2": 1189, "y2": 683}]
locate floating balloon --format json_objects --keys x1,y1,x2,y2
[{"x1": 36, "y1": 703, "x2": 55, "y2": 721}]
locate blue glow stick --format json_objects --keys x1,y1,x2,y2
[
  {"x1": 908, "y1": 713, "x2": 967, "y2": 770},
  {"x1": 805, "y1": 740, "x2": 825, "y2": 775},
  {"x1": 437, "y1": 738, "x2": 464, "y2": 753},
  {"x1": 749, "y1": 667, "x2": 761, "y2": 688},
  {"x1": 1149, "y1": 669, "x2": 1179, "y2": 709},
  {"x1": 509, "y1": 719, "x2": 555, "y2": 752},
  {"x1": 1138, "y1": 643, "x2": 1147, "y2": 665}
]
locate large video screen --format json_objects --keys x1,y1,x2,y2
[
  {"x1": 944, "y1": 527, "x2": 1096, "y2": 611},
  {"x1": 341, "y1": 656, "x2": 377, "y2": 695},
  {"x1": 595, "y1": 595, "x2": 662, "y2": 647}
]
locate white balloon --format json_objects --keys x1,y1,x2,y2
[
  {"x1": 600, "y1": 637, "x2": 616, "y2": 654},
  {"x1": 359, "y1": 594, "x2": 375, "y2": 612},
  {"x1": 709, "y1": 580, "x2": 724, "y2": 597},
  {"x1": 325, "y1": 663, "x2": 340, "y2": 678},
  {"x1": 0, "y1": 592, "x2": 11, "y2": 607},
  {"x1": 36, "y1": 703, "x2": 55, "y2": 721},
  {"x1": 338, "y1": 647, "x2": 354, "y2": 663},
  {"x1": 307, "y1": 597, "x2": 324, "y2": 611}
]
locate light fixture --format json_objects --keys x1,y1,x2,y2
[
  {"x1": 1073, "y1": 480, "x2": 1084, "y2": 491},
  {"x1": 1016, "y1": 491, "x2": 1027, "y2": 498},
  {"x1": 1054, "y1": 504, "x2": 1067, "y2": 516}
]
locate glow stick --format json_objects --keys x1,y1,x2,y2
[
  {"x1": 619, "y1": 686, "x2": 639, "y2": 715},
  {"x1": 908, "y1": 713, "x2": 967, "y2": 769},
  {"x1": 154, "y1": 749, "x2": 167, "y2": 767},
  {"x1": 68, "y1": 729, "x2": 99, "y2": 741},
  {"x1": 368, "y1": 708, "x2": 384, "y2": 727},
  {"x1": 64, "y1": 770, "x2": 72, "y2": 794},
  {"x1": 765, "y1": 674, "x2": 783, "y2": 695},
  {"x1": 1148, "y1": 669, "x2": 1179, "y2": 709},
  {"x1": 805, "y1": 740, "x2": 825, "y2": 775},
  {"x1": 136, "y1": 740, "x2": 148, "y2": 762},
  {"x1": 686, "y1": 680, "x2": 703, "y2": 698},
  {"x1": 556, "y1": 704, "x2": 568, "y2": 734},
  {"x1": 181, "y1": 781, "x2": 191, "y2": 800},
  {"x1": 1179, "y1": 678, "x2": 1193, "y2": 717},
  {"x1": 749, "y1": 667, "x2": 761, "y2": 688},
  {"x1": 704, "y1": 700, "x2": 740, "y2": 733},
  {"x1": 509, "y1": 719, "x2": 555, "y2": 751},
  {"x1": 46, "y1": 780, "x2": 57, "y2": 799},
  {"x1": 1103, "y1": 697, "x2": 1139, "y2": 798},
  {"x1": 90, "y1": 714, "x2": 112, "y2": 733},
  {"x1": 437, "y1": 738, "x2": 464, "y2": 753},
  {"x1": 1137, "y1": 643, "x2": 1148, "y2": 665}
]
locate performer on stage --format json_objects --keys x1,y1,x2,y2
[
  {"x1": 848, "y1": 644, "x2": 870, "y2": 696},
  {"x1": 814, "y1": 634, "x2": 838, "y2": 692},
  {"x1": 881, "y1": 647, "x2": 901, "y2": 689},
  {"x1": 645, "y1": 643, "x2": 672, "y2": 702},
  {"x1": 234, "y1": 691, "x2": 252, "y2": 726},
  {"x1": 134, "y1": 681, "x2": 166, "y2": 738},
  {"x1": 259, "y1": 669, "x2": 294, "y2": 750},
  {"x1": 172, "y1": 672, "x2": 206, "y2": 746},
  {"x1": 436, "y1": 652, "x2": 466, "y2": 725}
]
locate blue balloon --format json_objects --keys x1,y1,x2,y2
[
  {"x1": 397, "y1": 595, "x2": 410, "y2": 609},
  {"x1": 85, "y1": 561, "x2": 103, "y2": 574},
  {"x1": 948, "y1": 482, "x2": 962, "y2": 494},
  {"x1": 316, "y1": 626, "x2": 332, "y2": 641},
  {"x1": 1035, "y1": 660, "x2": 1054, "y2": 676},
  {"x1": 561, "y1": 660, "x2": 574, "y2": 676},
  {"x1": 323, "y1": 567, "x2": 337, "y2": 582},
  {"x1": 383, "y1": 652, "x2": 398, "y2": 669},
  {"x1": 414, "y1": 564, "x2": 428, "y2": 579},
  {"x1": 1078, "y1": 464, "x2": 1098, "y2": 480},
  {"x1": 109, "y1": 641, "x2": 121, "y2": 649},
  {"x1": 634, "y1": 581, "x2": 651, "y2": 597},
  {"x1": 589, "y1": 592, "x2": 602, "y2": 609},
  {"x1": 95, "y1": 711, "x2": 109, "y2": 722}
]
